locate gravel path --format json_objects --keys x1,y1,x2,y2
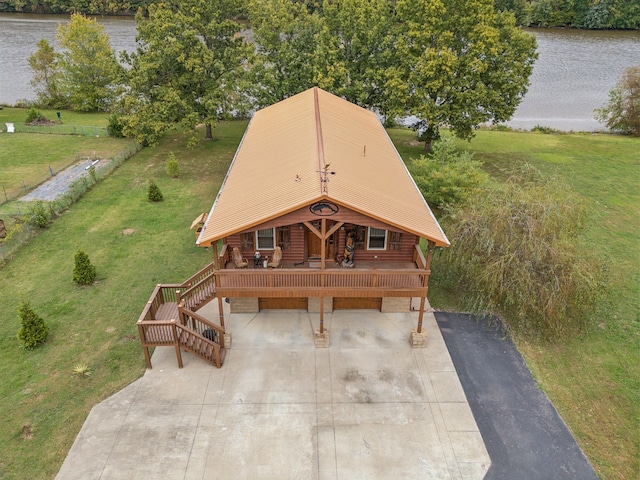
[{"x1": 20, "y1": 159, "x2": 102, "y2": 202}]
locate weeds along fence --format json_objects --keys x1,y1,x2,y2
[
  {"x1": 12, "y1": 123, "x2": 110, "y2": 137},
  {"x1": 0, "y1": 142, "x2": 141, "y2": 265}
]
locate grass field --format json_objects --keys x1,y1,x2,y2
[
  {"x1": 0, "y1": 121, "x2": 247, "y2": 479},
  {"x1": 0, "y1": 107, "x2": 127, "y2": 203},
  {"x1": 0, "y1": 120, "x2": 637, "y2": 479},
  {"x1": 390, "y1": 128, "x2": 640, "y2": 480}
]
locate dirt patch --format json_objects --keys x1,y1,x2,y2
[{"x1": 122, "y1": 228, "x2": 135, "y2": 235}]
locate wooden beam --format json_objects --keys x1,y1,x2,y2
[
  {"x1": 325, "y1": 221, "x2": 344, "y2": 238},
  {"x1": 303, "y1": 221, "x2": 322, "y2": 239},
  {"x1": 321, "y1": 219, "x2": 326, "y2": 269}
]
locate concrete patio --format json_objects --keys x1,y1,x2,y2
[{"x1": 56, "y1": 303, "x2": 490, "y2": 479}]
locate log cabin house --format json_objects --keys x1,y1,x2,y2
[{"x1": 137, "y1": 87, "x2": 449, "y2": 368}]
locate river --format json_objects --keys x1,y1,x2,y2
[{"x1": 0, "y1": 13, "x2": 638, "y2": 131}]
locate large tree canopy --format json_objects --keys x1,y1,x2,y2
[
  {"x1": 595, "y1": 65, "x2": 640, "y2": 136},
  {"x1": 56, "y1": 13, "x2": 123, "y2": 112},
  {"x1": 389, "y1": 0, "x2": 537, "y2": 152},
  {"x1": 122, "y1": 0, "x2": 252, "y2": 146}
]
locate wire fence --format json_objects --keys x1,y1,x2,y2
[
  {"x1": 0, "y1": 141, "x2": 141, "y2": 265},
  {"x1": 10, "y1": 123, "x2": 110, "y2": 137}
]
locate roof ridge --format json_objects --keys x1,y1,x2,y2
[{"x1": 313, "y1": 87, "x2": 329, "y2": 195}]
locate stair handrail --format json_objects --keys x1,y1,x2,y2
[{"x1": 179, "y1": 272, "x2": 217, "y2": 311}]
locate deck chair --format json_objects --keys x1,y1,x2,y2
[
  {"x1": 232, "y1": 247, "x2": 248, "y2": 268},
  {"x1": 267, "y1": 246, "x2": 282, "y2": 268}
]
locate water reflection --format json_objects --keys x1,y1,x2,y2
[{"x1": 0, "y1": 14, "x2": 638, "y2": 131}]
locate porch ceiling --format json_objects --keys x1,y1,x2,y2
[{"x1": 197, "y1": 87, "x2": 449, "y2": 247}]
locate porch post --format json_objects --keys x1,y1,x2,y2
[
  {"x1": 212, "y1": 241, "x2": 219, "y2": 269},
  {"x1": 320, "y1": 219, "x2": 326, "y2": 270},
  {"x1": 416, "y1": 241, "x2": 435, "y2": 334}
]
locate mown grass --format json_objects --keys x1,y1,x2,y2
[
  {"x1": 391, "y1": 128, "x2": 640, "y2": 480},
  {"x1": 0, "y1": 121, "x2": 247, "y2": 479},
  {"x1": 1, "y1": 121, "x2": 637, "y2": 479},
  {"x1": 0, "y1": 107, "x2": 128, "y2": 203}
]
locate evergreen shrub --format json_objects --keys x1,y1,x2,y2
[
  {"x1": 73, "y1": 250, "x2": 96, "y2": 285},
  {"x1": 17, "y1": 302, "x2": 48, "y2": 349},
  {"x1": 148, "y1": 180, "x2": 163, "y2": 202},
  {"x1": 166, "y1": 151, "x2": 180, "y2": 178}
]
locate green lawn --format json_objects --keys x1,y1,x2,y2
[
  {"x1": 0, "y1": 121, "x2": 247, "y2": 479},
  {"x1": 0, "y1": 123, "x2": 637, "y2": 479},
  {"x1": 391, "y1": 128, "x2": 640, "y2": 480}
]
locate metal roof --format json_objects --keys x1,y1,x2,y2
[{"x1": 197, "y1": 87, "x2": 449, "y2": 247}]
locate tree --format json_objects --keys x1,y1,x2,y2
[
  {"x1": 595, "y1": 65, "x2": 640, "y2": 136},
  {"x1": 73, "y1": 249, "x2": 96, "y2": 285},
  {"x1": 248, "y1": 0, "x2": 393, "y2": 116},
  {"x1": 248, "y1": 0, "x2": 324, "y2": 108},
  {"x1": 17, "y1": 302, "x2": 48, "y2": 349},
  {"x1": 28, "y1": 38, "x2": 65, "y2": 108},
  {"x1": 122, "y1": 0, "x2": 252, "y2": 146},
  {"x1": 388, "y1": 0, "x2": 537, "y2": 152},
  {"x1": 56, "y1": 13, "x2": 123, "y2": 112}
]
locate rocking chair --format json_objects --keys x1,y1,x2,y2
[
  {"x1": 267, "y1": 246, "x2": 282, "y2": 268},
  {"x1": 232, "y1": 247, "x2": 248, "y2": 268}
]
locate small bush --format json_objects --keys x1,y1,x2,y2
[
  {"x1": 25, "y1": 107, "x2": 49, "y2": 124},
  {"x1": 532, "y1": 124, "x2": 561, "y2": 134},
  {"x1": 107, "y1": 113, "x2": 125, "y2": 138},
  {"x1": 73, "y1": 250, "x2": 96, "y2": 286},
  {"x1": 17, "y1": 302, "x2": 48, "y2": 349},
  {"x1": 410, "y1": 137, "x2": 488, "y2": 210},
  {"x1": 165, "y1": 151, "x2": 180, "y2": 178},
  {"x1": 148, "y1": 180, "x2": 163, "y2": 202},
  {"x1": 28, "y1": 202, "x2": 49, "y2": 228}
]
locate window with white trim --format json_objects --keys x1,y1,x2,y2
[
  {"x1": 256, "y1": 228, "x2": 275, "y2": 250},
  {"x1": 367, "y1": 228, "x2": 387, "y2": 250}
]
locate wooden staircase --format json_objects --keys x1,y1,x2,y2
[{"x1": 137, "y1": 261, "x2": 225, "y2": 369}]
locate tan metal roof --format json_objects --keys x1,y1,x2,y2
[{"x1": 197, "y1": 87, "x2": 449, "y2": 247}]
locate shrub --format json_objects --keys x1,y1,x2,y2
[
  {"x1": 73, "y1": 249, "x2": 96, "y2": 285},
  {"x1": 436, "y1": 164, "x2": 607, "y2": 341},
  {"x1": 17, "y1": 302, "x2": 48, "y2": 349},
  {"x1": 148, "y1": 180, "x2": 163, "y2": 202},
  {"x1": 107, "y1": 113, "x2": 125, "y2": 138},
  {"x1": 25, "y1": 107, "x2": 49, "y2": 124},
  {"x1": 595, "y1": 65, "x2": 640, "y2": 136},
  {"x1": 28, "y1": 202, "x2": 49, "y2": 228},
  {"x1": 410, "y1": 137, "x2": 487, "y2": 210},
  {"x1": 165, "y1": 151, "x2": 180, "y2": 178}
]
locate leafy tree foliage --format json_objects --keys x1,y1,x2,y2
[
  {"x1": 248, "y1": 0, "x2": 324, "y2": 108},
  {"x1": 595, "y1": 66, "x2": 640, "y2": 136},
  {"x1": 249, "y1": 0, "x2": 393, "y2": 116},
  {"x1": 410, "y1": 137, "x2": 488, "y2": 210},
  {"x1": 122, "y1": 0, "x2": 252, "y2": 146},
  {"x1": 389, "y1": 0, "x2": 537, "y2": 152},
  {"x1": 17, "y1": 302, "x2": 48, "y2": 349},
  {"x1": 28, "y1": 39, "x2": 65, "y2": 108},
  {"x1": 73, "y1": 249, "x2": 96, "y2": 285},
  {"x1": 56, "y1": 13, "x2": 123, "y2": 112}
]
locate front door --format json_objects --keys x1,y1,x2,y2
[{"x1": 307, "y1": 228, "x2": 322, "y2": 259}]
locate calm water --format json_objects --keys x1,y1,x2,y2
[{"x1": 0, "y1": 13, "x2": 638, "y2": 131}]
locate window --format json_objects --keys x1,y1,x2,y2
[
  {"x1": 367, "y1": 228, "x2": 387, "y2": 250},
  {"x1": 389, "y1": 231, "x2": 403, "y2": 250},
  {"x1": 277, "y1": 226, "x2": 291, "y2": 250},
  {"x1": 240, "y1": 232, "x2": 254, "y2": 251},
  {"x1": 256, "y1": 228, "x2": 275, "y2": 250}
]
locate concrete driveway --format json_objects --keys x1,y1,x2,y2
[{"x1": 56, "y1": 305, "x2": 490, "y2": 479}]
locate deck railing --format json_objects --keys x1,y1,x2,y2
[
  {"x1": 214, "y1": 268, "x2": 427, "y2": 297},
  {"x1": 137, "y1": 283, "x2": 185, "y2": 322}
]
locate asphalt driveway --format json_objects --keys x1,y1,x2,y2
[{"x1": 435, "y1": 312, "x2": 598, "y2": 480}]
